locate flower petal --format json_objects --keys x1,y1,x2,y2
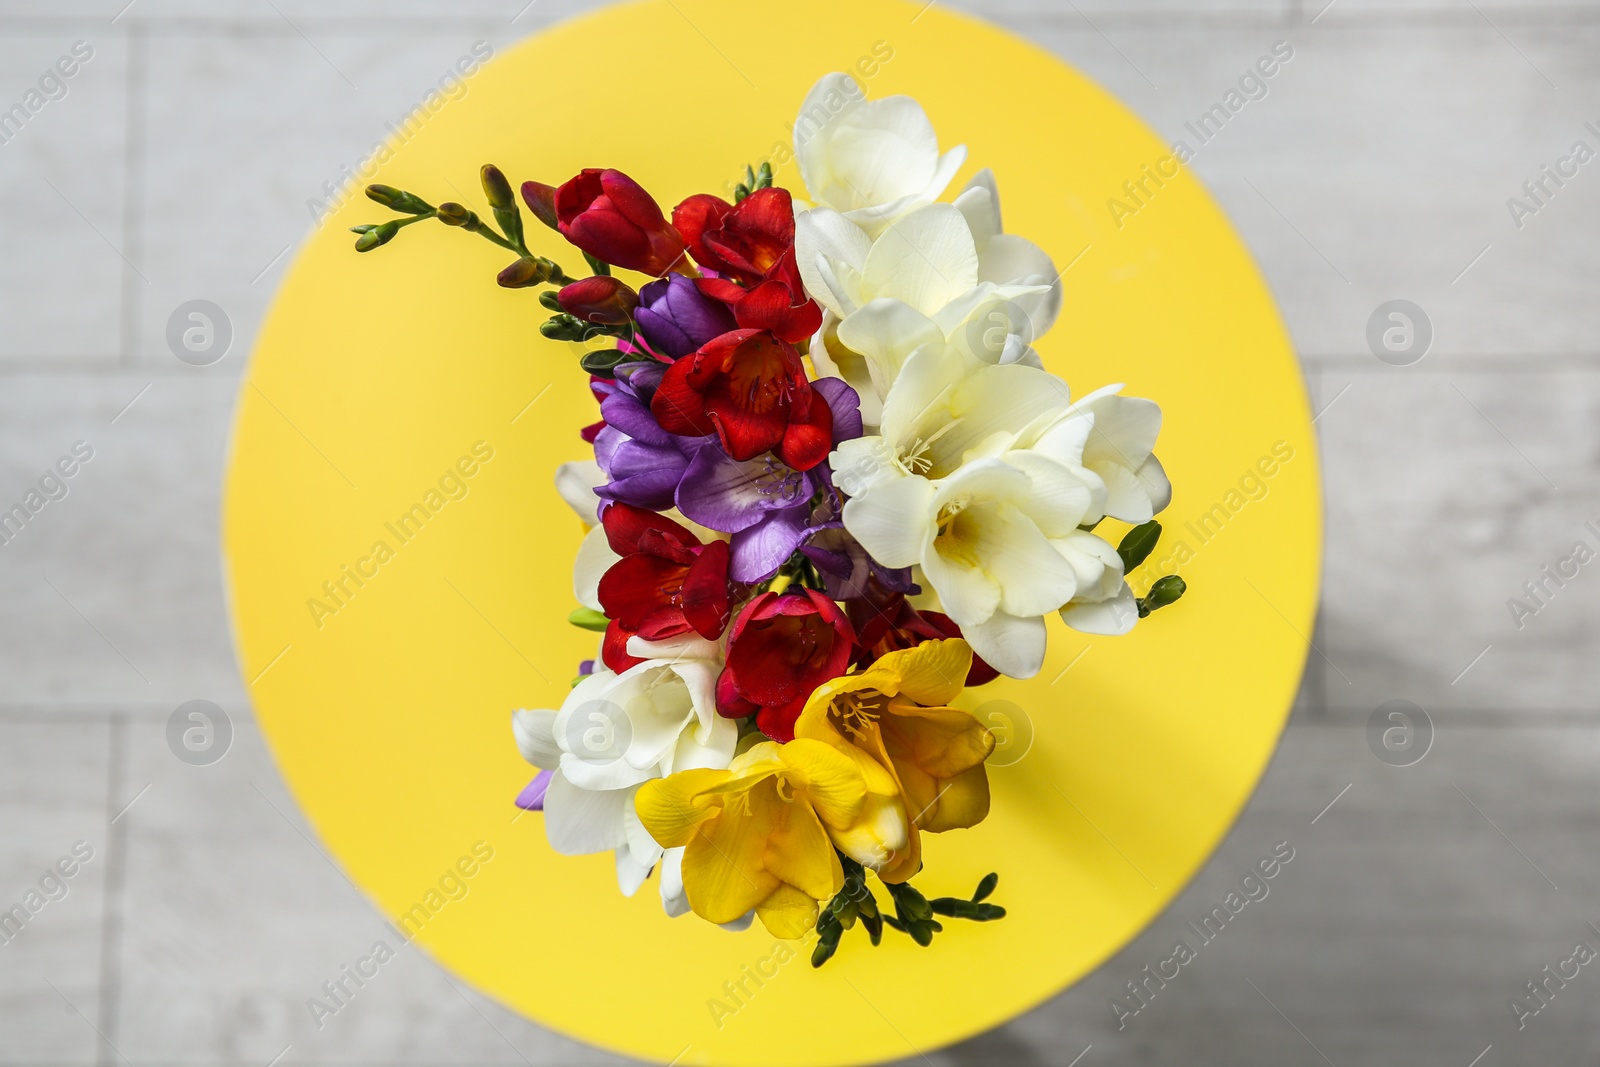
[
  {"x1": 542, "y1": 774, "x2": 633, "y2": 855},
  {"x1": 874, "y1": 638, "x2": 971, "y2": 708},
  {"x1": 1061, "y1": 581, "x2": 1140, "y2": 635},
  {"x1": 554, "y1": 460, "x2": 605, "y2": 524},
  {"x1": 835, "y1": 299, "x2": 944, "y2": 400},
  {"x1": 729, "y1": 507, "x2": 811, "y2": 584},
  {"x1": 841, "y1": 475, "x2": 935, "y2": 569},
  {"x1": 959, "y1": 610, "x2": 1047, "y2": 680},
  {"x1": 512, "y1": 707, "x2": 564, "y2": 768},
  {"x1": 794, "y1": 208, "x2": 871, "y2": 317},
  {"x1": 862, "y1": 204, "x2": 979, "y2": 316},
  {"x1": 634, "y1": 767, "x2": 729, "y2": 849}
]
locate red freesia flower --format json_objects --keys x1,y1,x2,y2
[
  {"x1": 675, "y1": 188, "x2": 794, "y2": 284},
  {"x1": 651, "y1": 329, "x2": 833, "y2": 470},
  {"x1": 849, "y1": 589, "x2": 1000, "y2": 687},
  {"x1": 694, "y1": 274, "x2": 821, "y2": 345},
  {"x1": 552, "y1": 169, "x2": 687, "y2": 277},
  {"x1": 596, "y1": 503, "x2": 732, "y2": 673},
  {"x1": 673, "y1": 188, "x2": 821, "y2": 344},
  {"x1": 718, "y1": 588, "x2": 856, "y2": 741}
]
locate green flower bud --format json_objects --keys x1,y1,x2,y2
[
  {"x1": 436, "y1": 202, "x2": 475, "y2": 227},
  {"x1": 1118, "y1": 520, "x2": 1162, "y2": 573},
  {"x1": 1140, "y1": 574, "x2": 1187, "y2": 617},
  {"x1": 972, "y1": 872, "x2": 998, "y2": 902},
  {"x1": 365, "y1": 184, "x2": 433, "y2": 214},
  {"x1": 579, "y1": 348, "x2": 632, "y2": 377},
  {"x1": 567, "y1": 607, "x2": 609, "y2": 632},
  {"x1": 353, "y1": 220, "x2": 400, "y2": 252},
  {"x1": 481, "y1": 164, "x2": 524, "y2": 249},
  {"x1": 540, "y1": 314, "x2": 591, "y2": 343},
  {"x1": 499, "y1": 257, "x2": 552, "y2": 289},
  {"x1": 479, "y1": 164, "x2": 515, "y2": 211}
]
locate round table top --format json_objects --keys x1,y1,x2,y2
[{"x1": 222, "y1": 1, "x2": 1321, "y2": 1063}]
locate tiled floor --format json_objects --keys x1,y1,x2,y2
[{"x1": 2, "y1": 0, "x2": 1598, "y2": 1064}]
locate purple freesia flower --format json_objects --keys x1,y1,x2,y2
[
  {"x1": 634, "y1": 273, "x2": 737, "y2": 359},
  {"x1": 593, "y1": 359, "x2": 713, "y2": 511},
  {"x1": 515, "y1": 769, "x2": 553, "y2": 811},
  {"x1": 676, "y1": 378, "x2": 865, "y2": 583}
]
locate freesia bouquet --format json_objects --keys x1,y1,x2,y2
[{"x1": 354, "y1": 73, "x2": 1186, "y2": 964}]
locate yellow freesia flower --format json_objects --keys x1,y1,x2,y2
[
  {"x1": 634, "y1": 738, "x2": 868, "y2": 938},
  {"x1": 794, "y1": 638, "x2": 995, "y2": 883}
]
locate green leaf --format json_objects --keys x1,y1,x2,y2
[
  {"x1": 972, "y1": 872, "x2": 998, "y2": 902},
  {"x1": 1118, "y1": 520, "x2": 1162, "y2": 572},
  {"x1": 567, "y1": 607, "x2": 609, "y2": 632}
]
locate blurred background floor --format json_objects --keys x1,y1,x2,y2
[{"x1": 2, "y1": 0, "x2": 1599, "y2": 1064}]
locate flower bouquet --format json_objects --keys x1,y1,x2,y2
[{"x1": 353, "y1": 73, "x2": 1186, "y2": 965}]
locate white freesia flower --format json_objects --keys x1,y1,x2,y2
[
  {"x1": 511, "y1": 634, "x2": 736, "y2": 914},
  {"x1": 1054, "y1": 384, "x2": 1172, "y2": 525},
  {"x1": 843, "y1": 450, "x2": 1109, "y2": 679},
  {"x1": 831, "y1": 343, "x2": 1080, "y2": 498},
  {"x1": 831, "y1": 346, "x2": 1169, "y2": 674},
  {"x1": 796, "y1": 194, "x2": 1060, "y2": 421},
  {"x1": 794, "y1": 72, "x2": 967, "y2": 235},
  {"x1": 952, "y1": 169, "x2": 1063, "y2": 342}
]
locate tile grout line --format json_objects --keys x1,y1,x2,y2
[
  {"x1": 117, "y1": 22, "x2": 148, "y2": 368},
  {"x1": 94, "y1": 712, "x2": 129, "y2": 1067}
]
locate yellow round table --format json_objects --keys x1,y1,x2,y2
[{"x1": 223, "y1": 2, "x2": 1320, "y2": 1063}]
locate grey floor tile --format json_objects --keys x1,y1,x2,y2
[
  {"x1": 112, "y1": 716, "x2": 623, "y2": 1065},
  {"x1": 0, "y1": 721, "x2": 111, "y2": 1066},
  {"x1": 1309, "y1": 0, "x2": 1600, "y2": 19},
  {"x1": 1317, "y1": 366, "x2": 1600, "y2": 712},
  {"x1": 952, "y1": 0, "x2": 1291, "y2": 19},
  {"x1": 0, "y1": 32, "x2": 127, "y2": 362},
  {"x1": 0, "y1": 373, "x2": 245, "y2": 709}
]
